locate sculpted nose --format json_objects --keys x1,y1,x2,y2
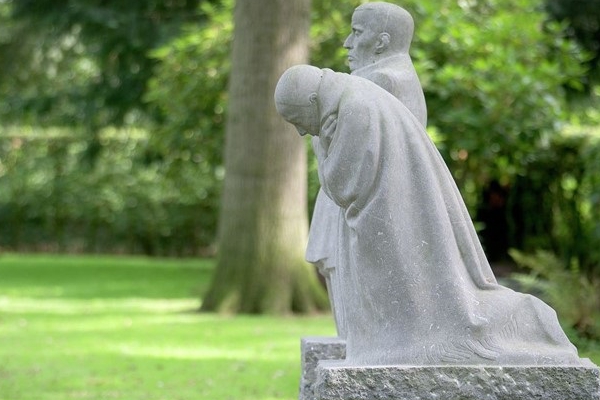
[{"x1": 343, "y1": 34, "x2": 352, "y2": 49}]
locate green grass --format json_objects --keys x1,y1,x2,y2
[
  {"x1": 0, "y1": 254, "x2": 335, "y2": 400},
  {"x1": 2, "y1": 254, "x2": 599, "y2": 400}
]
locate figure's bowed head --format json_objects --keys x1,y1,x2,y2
[{"x1": 274, "y1": 65, "x2": 323, "y2": 137}]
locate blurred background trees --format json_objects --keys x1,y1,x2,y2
[
  {"x1": 546, "y1": 0, "x2": 600, "y2": 93},
  {"x1": 1, "y1": 0, "x2": 599, "y2": 322},
  {"x1": 199, "y1": 0, "x2": 328, "y2": 314},
  {"x1": 0, "y1": 0, "x2": 219, "y2": 255}
]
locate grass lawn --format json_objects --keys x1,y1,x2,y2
[
  {"x1": 2, "y1": 254, "x2": 599, "y2": 400},
  {"x1": 0, "y1": 254, "x2": 335, "y2": 400}
]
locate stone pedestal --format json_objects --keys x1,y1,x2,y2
[
  {"x1": 299, "y1": 337, "x2": 346, "y2": 400},
  {"x1": 314, "y1": 360, "x2": 600, "y2": 400}
]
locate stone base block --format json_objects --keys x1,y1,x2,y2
[
  {"x1": 299, "y1": 337, "x2": 346, "y2": 400},
  {"x1": 314, "y1": 360, "x2": 600, "y2": 400}
]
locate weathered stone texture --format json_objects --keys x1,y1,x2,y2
[
  {"x1": 315, "y1": 361, "x2": 600, "y2": 400},
  {"x1": 299, "y1": 337, "x2": 346, "y2": 400}
]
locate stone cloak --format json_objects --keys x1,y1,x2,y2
[{"x1": 313, "y1": 69, "x2": 581, "y2": 366}]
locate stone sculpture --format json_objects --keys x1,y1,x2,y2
[
  {"x1": 307, "y1": 2, "x2": 427, "y2": 340},
  {"x1": 275, "y1": 64, "x2": 584, "y2": 367},
  {"x1": 278, "y1": 3, "x2": 600, "y2": 397},
  {"x1": 344, "y1": 2, "x2": 426, "y2": 126}
]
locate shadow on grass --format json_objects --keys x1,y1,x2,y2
[
  {"x1": 0, "y1": 299, "x2": 335, "y2": 400},
  {"x1": 0, "y1": 254, "x2": 336, "y2": 400},
  {"x1": 0, "y1": 253, "x2": 214, "y2": 299}
]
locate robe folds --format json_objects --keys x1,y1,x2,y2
[
  {"x1": 306, "y1": 54, "x2": 426, "y2": 338},
  {"x1": 352, "y1": 54, "x2": 427, "y2": 127},
  {"x1": 313, "y1": 69, "x2": 582, "y2": 366}
]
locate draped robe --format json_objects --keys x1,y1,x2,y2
[
  {"x1": 307, "y1": 54, "x2": 426, "y2": 338},
  {"x1": 313, "y1": 69, "x2": 582, "y2": 366},
  {"x1": 352, "y1": 54, "x2": 427, "y2": 127}
]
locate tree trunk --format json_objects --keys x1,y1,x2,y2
[{"x1": 201, "y1": 0, "x2": 328, "y2": 314}]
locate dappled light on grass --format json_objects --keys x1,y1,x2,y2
[
  {"x1": 0, "y1": 297, "x2": 199, "y2": 315},
  {"x1": 0, "y1": 254, "x2": 335, "y2": 400},
  {"x1": 0, "y1": 253, "x2": 213, "y2": 300}
]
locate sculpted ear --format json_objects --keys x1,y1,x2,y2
[
  {"x1": 309, "y1": 92, "x2": 318, "y2": 104},
  {"x1": 375, "y1": 32, "x2": 390, "y2": 54}
]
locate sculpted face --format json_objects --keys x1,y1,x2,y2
[
  {"x1": 343, "y1": 10, "x2": 381, "y2": 72},
  {"x1": 274, "y1": 65, "x2": 322, "y2": 136},
  {"x1": 276, "y1": 100, "x2": 319, "y2": 137},
  {"x1": 343, "y1": 4, "x2": 414, "y2": 72}
]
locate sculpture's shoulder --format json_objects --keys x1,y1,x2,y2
[
  {"x1": 354, "y1": 57, "x2": 421, "y2": 100},
  {"x1": 371, "y1": 64, "x2": 419, "y2": 89},
  {"x1": 343, "y1": 76, "x2": 392, "y2": 112},
  {"x1": 365, "y1": 70, "x2": 398, "y2": 95},
  {"x1": 323, "y1": 71, "x2": 397, "y2": 122},
  {"x1": 356, "y1": 56, "x2": 409, "y2": 79}
]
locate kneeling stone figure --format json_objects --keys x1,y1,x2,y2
[{"x1": 275, "y1": 64, "x2": 584, "y2": 367}]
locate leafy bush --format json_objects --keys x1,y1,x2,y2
[
  {"x1": 510, "y1": 249, "x2": 600, "y2": 339},
  {"x1": 509, "y1": 128, "x2": 600, "y2": 274},
  {"x1": 412, "y1": 0, "x2": 587, "y2": 209},
  {"x1": 0, "y1": 126, "x2": 217, "y2": 255},
  {"x1": 508, "y1": 121, "x2": 600, "y2": 341}
]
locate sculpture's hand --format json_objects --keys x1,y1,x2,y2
[
  {"x1": 320, "y1": 114, "x2": 338, "y2": 154},
  {"x1": 323, "y1": 114, "x2": 337, "y2": 135}
]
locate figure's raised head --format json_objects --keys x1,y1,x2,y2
[
  {"x1": 274, "y1": 65, "x2": 323, "y2": 136},
  {"x1": 344, "y1": 2, "x2": 414, "y2": 71}
]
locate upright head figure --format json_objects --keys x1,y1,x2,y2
[
  {"x1": 274, "y1": 65, "x2": 323, "y2": 137},
  {"x1": 343, "y1": 2, "x2": 415, "y2": 72}
]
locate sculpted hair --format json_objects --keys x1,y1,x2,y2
[
  {"x1": 274, "y1": 65, "x2": 322, "y2": 108},
  {"x1": 355, "y1": 2, "x2": 414, "y2": 53}
]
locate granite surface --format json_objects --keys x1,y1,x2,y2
[
  {"x1": 314, "y1": 360, "x2": 600, "y2": 400},
  {"x1": 299, "y1": 337, "x2": 346, "y2": 400}
]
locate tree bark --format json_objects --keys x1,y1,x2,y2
[{"x1": 201, "y1": 0, "x2": 328, "y2": 314}]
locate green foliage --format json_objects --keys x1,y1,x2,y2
[
  {"x1": 510, "y1": 249, "x2": 600, "y2": 339},
  {"x1": 410, "y1": 0, "x2": 587, "y2": 202},
  {"x1": 546, "y1": 0, "x2": 600, "y2": 88},
  {"x1": 0, "y1": 254, "x2": 336, "y2": 399},
  {"x1": 510, "y1": 124, "x2": 600, "y2": 336},
  {"x1": 310, "y1": 0, "x2": 359, "y2": 71},
  {"x1": 142, "y1": 2, "x2": 233, "y2": 250},
  {"x1": 145, "y1": 0, "x2": 231, "y2": 199},
  {"x1": 0, "y1": 0, "x2": 220, "y2": 180},
  {"x1": 0, "y1": 126, "x2": 217, "y2": 255},
  {"x1": 2, "y1": 0, "x2": 206, "y2": 129},
  {"x1": 509, "y1": 128, "x2": 600, "y2": 273}
]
